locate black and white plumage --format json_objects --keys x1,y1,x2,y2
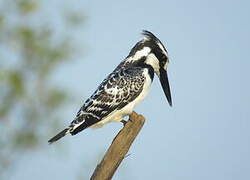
[{"x1": 48, "y1": 30, "x2": 172, "y2": 144}]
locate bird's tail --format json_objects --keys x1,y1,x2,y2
[{"x1": 48, "y1": 128, "x2": 70, "y2": 144}]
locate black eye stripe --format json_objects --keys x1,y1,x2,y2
[{"x1": 154, "y1": 49, "x2": 165, "y2": 60}]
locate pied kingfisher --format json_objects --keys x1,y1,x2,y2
[{"x1": 48, "y1": 30, "x2": 172, "y2": 144}]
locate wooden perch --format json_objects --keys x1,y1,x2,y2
[{"x1": 90, "y1": 111, "x2": 145, "y2": 180}]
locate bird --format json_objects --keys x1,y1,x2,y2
[{"x1": 48, "y1": 30, "x2": 172, "y2": 144}]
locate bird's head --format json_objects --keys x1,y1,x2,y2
[{"x1": 127, "y1": 30, "x2": 172, "y2": 106}]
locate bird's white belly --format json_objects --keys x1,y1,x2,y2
[{"x1": 91, "y1": 69, "x2": 152, "y2": 128}]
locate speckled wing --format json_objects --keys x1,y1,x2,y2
[{"x1": 69, "y1": 66, "x2": 146, "y2": 135}]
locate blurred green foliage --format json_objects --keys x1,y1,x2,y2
[
  {"x1": 17, "y1": 0, "x2": 38, "y2": 14},
  {"x1": 0, "y1": 0, "x2": 85, "y2": 176}
]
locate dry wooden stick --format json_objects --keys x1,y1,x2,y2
[{"x1": 90, "y1": 111, "x2": 145, "y2": 180}]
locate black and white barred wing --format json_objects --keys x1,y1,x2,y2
[
  {"x1": 70, "y1": 67, "x2": 146, "y2": 134},
  {"x1": 48, "y1": 67, "x2": 146, "y2": 143}
]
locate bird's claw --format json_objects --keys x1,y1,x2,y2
[{"x1": 121, "y1": 120, "x2": 127, "y2": 126}]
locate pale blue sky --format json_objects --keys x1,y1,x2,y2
[{"x1": 9, "y1": 0, "x2": 250, "y2": 179}]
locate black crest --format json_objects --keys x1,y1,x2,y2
[{"x1": 141, "y1": 30, "x2": 159, "y2": 42}]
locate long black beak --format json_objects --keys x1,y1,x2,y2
[{"x1": 159, "y1": 68, "x2": 172, "y2": 106}]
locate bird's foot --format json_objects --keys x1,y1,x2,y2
[{"x1": 121, "y1": 120, "x2": 127, "y2": 126}]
